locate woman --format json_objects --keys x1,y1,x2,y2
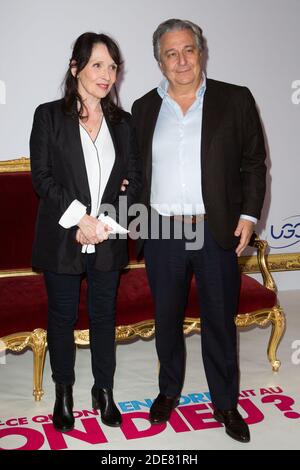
[{"x1": 30, "y1": 32, "x2": 141, "y2": 432}]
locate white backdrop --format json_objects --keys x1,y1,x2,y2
[{"x1": 0, "y1": 0, "x2": 299, "y2": 289}]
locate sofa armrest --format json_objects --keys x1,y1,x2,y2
[{"x1": 248, "y1": 232, "x2": 277, "y2": 292}]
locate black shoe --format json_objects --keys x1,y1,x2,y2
[
  {"x1": 52, "y1": 383, "x2": 74, "y2": 433},
  {"x1": 91, "y1": 386, "x2": 122, "y2": 427},
  {"x1": 149, "y1": 393, "x2": 180, "y2": 424},
  {"x1": 214, "y1": 408, "x2": 250, "y2": 443}
]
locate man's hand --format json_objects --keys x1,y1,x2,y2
[
  {"x1": 234, "y1": 219, "x2": 255, "y2": 257},
  {"x1": 78, "y1": 214, "x2": 99, "y2": 245},
  {"x1": 120, "y1": 179, "x2": 129, "y2": 192}
]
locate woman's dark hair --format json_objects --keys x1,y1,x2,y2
[{"x1": 63, "y1": 32, "x2": 123, "y2": 123}]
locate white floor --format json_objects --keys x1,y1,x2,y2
[{"x1": 0, "y1": 290, "x2": 299, "y2": 450}]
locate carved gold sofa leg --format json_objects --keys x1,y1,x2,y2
[
  {"x1": 29, "y1": 329, "x2": 47, "y2": 401},
  {"x1": 235, "y1": 306, "x2": 285, "y2": 372},
  {"x1": 267, "y1": 306, "x2": 285, "y2": 372},
  {"x1": 0, "y1": 328, "x2": 47, "y2": 401}
]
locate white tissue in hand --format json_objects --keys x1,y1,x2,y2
[{"x1": 98, "y1": 214, "x2": 129, "y2": 235}]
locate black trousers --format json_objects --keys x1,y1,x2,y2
[
  {"x1": 44, "y1": 253, "x2": 120, "y2": 388},
  {"x1": 144, "y1": 218, "x2": 240, "y2": 410}
]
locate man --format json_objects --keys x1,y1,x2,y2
[{"x1": 131, "y1": 19, "x2": 266, "y2": 443}]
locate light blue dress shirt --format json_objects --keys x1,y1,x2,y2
[
  {"x1": 151, "y1": 74, "x2": 206, "y2": 216},
  {"x1": 151, "y1": 74, "x2": 257, "y2": 223}
]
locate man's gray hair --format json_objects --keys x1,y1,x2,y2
[{"x1": 153, "y1": 18, "x2": 204, "y2": 62}]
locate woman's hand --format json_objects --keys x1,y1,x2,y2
[
  {"x1": 76, "y1": 228, "x2": 89, "y2": 245},
  {"x1": 76, "y1": 224, "x2": 111, "y2": 245},
  {"x1": 96, "y1": 220, "x2": 112, "y2": 242},
  {"x1": 78, "y1": 214, "x2": 100, "y2": 245}
]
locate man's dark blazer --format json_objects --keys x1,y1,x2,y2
[
  {"x1": 131, "y1": 78, "x2": 266, "y2": 252},
  {"x1": 30, "y1": 99, "x2": 141, "y2": 274}
]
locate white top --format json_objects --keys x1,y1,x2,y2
[{"x1": 59, "y1": 117, "x2": 115, "y2": 253}]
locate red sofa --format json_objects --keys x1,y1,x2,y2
[{"x1": 0, "y1": 159, "x2": 285, "y2": 401}]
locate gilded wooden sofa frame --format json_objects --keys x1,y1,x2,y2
[{"x1": 0, "y1": 158, "x2": 286, "y2": 401}]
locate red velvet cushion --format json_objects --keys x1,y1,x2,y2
[
  {"x1": 0, "y1": 172, "x2": 38, "y2": 270},
  {"x1": 237, "y1": 274, "x2": 277, "y2": 314},
  {"x1": 0, "y1": 276, "x2": 48, "y2": 336},
  {"x1": 184, "y1": 274, "x2": 277, "y2": 317},
  {"x1": 0, "y1": 269, "x2": 277, "y2": 338}
]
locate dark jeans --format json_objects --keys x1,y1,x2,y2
[
  {"x1": 144, "y1": 219, "x2": 240, "y2": 410},
  {"x1": 44, "y1": 253, "x2": 120, "y2": 388}
]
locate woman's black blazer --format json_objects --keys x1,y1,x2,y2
[{"x1": 30, "y1": 99, "x2": 141, "y2": 274}]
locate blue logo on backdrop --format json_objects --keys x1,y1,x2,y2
[{"x1": 269, "y1": 215, "x2": 300, "y2": 249}]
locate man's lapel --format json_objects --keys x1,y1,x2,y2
[
  {"x1": 201, "y1": 79, "x2": 229, "y2": 161},
  {"x1": 144, "y1": 92, "x2": 163, "y2": 185}
]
